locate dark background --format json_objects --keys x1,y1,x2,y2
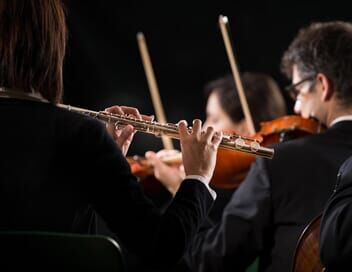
[{"x1": 63, "y1": 1, "x2": 351, "y2": 155}]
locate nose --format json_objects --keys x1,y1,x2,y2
[{"x1": 294, "y1": 100, "x2": 302, "y2": 114}]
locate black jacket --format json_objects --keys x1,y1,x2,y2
[
  {"x1": 185, "y1": 120, "x2": 352, "y2": 272},
  {"x1": 320, "y1": 155, "x2": 352, "y2": 270},
  {"x1": 0, "y1": 98, "x2": 213, "y2": 269}
]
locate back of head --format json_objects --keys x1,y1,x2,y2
[
  {"x1": 281, "y1": 21, "x2": 352, "y2": 107},
  {"x1": 204, "y1": 72, "x2": 287, "y2": 131},
  {"x1": 0, "y1": 0, "x2": 67, "y2": 103}
]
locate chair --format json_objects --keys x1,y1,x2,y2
[{"x1": 0, "y1": 231, "x2": 125, "y2": 272}]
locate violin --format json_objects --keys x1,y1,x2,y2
[
  {"x1": 258, "y1": 115, "x2": 324, "y2": 144},
  {"x1": 210, "y1": 115, "x2": 324, "y2": 189},
  {"x1": 127, "y1": 153, "x2": 183, "y2": 205},
  {"x1": 128, "y1": 115, "x2": 324, "y2": 191}
]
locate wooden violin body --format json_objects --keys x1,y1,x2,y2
[
  {"x1": 210, "y1": 115, "x2": 324, "y2": 189},
  {"x1": 291, "y1": 214, "x2": 325, "y2": 272},
  {"x1": 258, "y1": 115, "x2": 323, "y2": 144},
  {"x1": 127, "y1": 156, "x2": 176, "y2": 205}
]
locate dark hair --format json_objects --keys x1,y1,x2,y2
[
  {"x1": 0, "y1": 0, "x2": 67, "y2": 103},
  {"x1": 281, "y1": 21, "x2": 352, "y2": 106},
  {"x1": 204, "y1": 72, "x2": 286, "y2": 131}
]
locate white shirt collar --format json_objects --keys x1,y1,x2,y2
[{"x1": 330, "y1": 115, "x2": 352, "y2": 127}]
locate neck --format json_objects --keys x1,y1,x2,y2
[{"x1": 326, "y1": 102, "x2": 352, "y2": 127}]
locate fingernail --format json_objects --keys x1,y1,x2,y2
[{"x1": 178, "y1": 120, "x2": 187, "y2": 126}]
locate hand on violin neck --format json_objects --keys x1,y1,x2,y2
[
  {"x1": 145, "y1": 150, "x2": 185, "y2": 196},
  {"x1": 178, "y1": 119, "x2": 223, "y2": 183},
  {"x1": 104, "y1": 105, "x2": 154, "y2": 156}
]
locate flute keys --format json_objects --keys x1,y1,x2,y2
[
  {"x1": 235, "y1": 138, "x2": 245, "y2": 149},
  {"x1": 250, "y1": 141, "x2": 260, "y2": 152}
]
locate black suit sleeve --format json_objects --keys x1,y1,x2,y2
[
  {"x1": 320, "y1": 156, "x2": 352, "y2": 270},
  {"x1": 74, "y1": 118, "x2": 214, "y2": 269},
  {"x1": 184, "y1": 158, "x2": 272, "y2": 272}
]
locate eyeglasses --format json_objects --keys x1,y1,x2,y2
[{"x1": 285, "y1": 75, "x2": 316, "y2": 100}]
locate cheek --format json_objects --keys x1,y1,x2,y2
[
  {"x1": 294, "y1": 97, "x2": 312, "y2": 118},
  {"x1": 206, "y1": 120, "x2": 227, "y2": 132},
  {"x1": 204, "y1": 117, "x2": 218, "y2": 127},
  {"x1": 300, "y1": 98, "x2": 316, "y2": 118},
  {"x1": 213, "y1": 121, "x2": 226, "y2": 131}
]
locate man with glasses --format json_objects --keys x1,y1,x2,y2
[{"x1": 180, "y1": 21, "x2": 352, "y2": 272}]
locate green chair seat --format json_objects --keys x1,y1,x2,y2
[{"x1": 0, "y1": 231, "x2": 124, "y2": 272}]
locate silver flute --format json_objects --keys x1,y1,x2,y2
[{"x1": 58, "y1": 104, "x2": 274, "y2": 159}]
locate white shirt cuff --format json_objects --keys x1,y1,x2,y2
[{"x1": 185, "y1": 175, "x2": 217, "y2": 200}]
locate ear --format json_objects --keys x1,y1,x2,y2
[{"x1": 317, "y1": 73, "x2": 333, "y2": 101}]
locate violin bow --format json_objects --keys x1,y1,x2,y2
[
  {"x1": 218, "y1": 15, "x2": 256, "y2": 135},
  {"x1": 136, "y1": 32, "x2": 174, "y2": 150}
]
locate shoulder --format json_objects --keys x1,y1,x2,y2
[
  {"x1": 339, "y1": 155, "x2": 352, "y2": 174},
  {"x1": 254, "y1": 132, "x2": 332, "y2": 177},
  {"x1": 275, "y1": 132, "x2": 326, "y2": 151},
  {"x1": 335, "y1": 156, "x2": 352, "y2": 191},
  {"x1": 51, "y1": 104, "x2": 107, "y2": 133},
  {"x1": 268, "y1": 131, "x2": 331, "y2": 161},
  {"x1": 45, "y1": 104, "x2": 115, "y2": 149}
]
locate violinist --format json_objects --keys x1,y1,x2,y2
[
  {"x1": 203, "y1": 72, "x2": 287, "y2": 134},
  {"x1": 0, "y1": 1, "x2": 223, "y2": 271},
  {"x1": 145, "y1": 72, "x2": 287, "y2": 221},
  {"x1": 179, "y1": 21, "x2": 352, "y2": 272}
]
